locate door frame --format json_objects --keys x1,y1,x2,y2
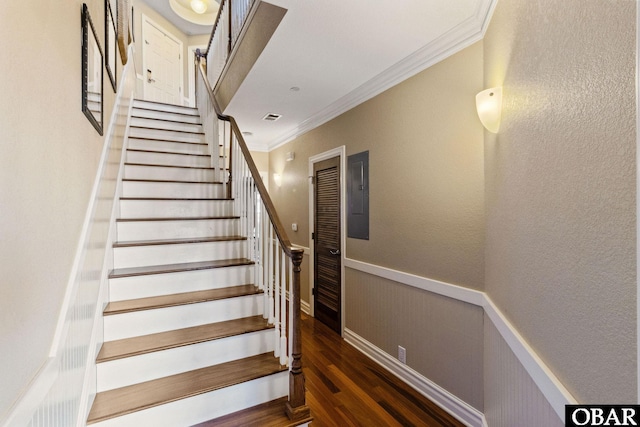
[
  {"x1": 308, "y1": 146, "x2": 346, "y2": 335},
  {"x1": 141, "y1": 13, "x2": 184, "y2": 104}
]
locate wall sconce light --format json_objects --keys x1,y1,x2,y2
[
  {"x1": 285, "y1": 151, "x2": 295, "y2": 162},
  {"x1": 273, "y1": 173, "x2": 282, "y2": 187},
  {"x1": 476, "y1": 87, "x2": 502, "y2": 133}
]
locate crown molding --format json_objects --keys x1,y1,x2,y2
[{"x1": 267, "y1": 0, "x2": 497, "y2": 151}]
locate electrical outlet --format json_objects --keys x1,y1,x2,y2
[{"x1": 398, "y1": 345, "x2": 406, "y2": 364}]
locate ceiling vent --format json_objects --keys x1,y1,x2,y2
[{"x1": 262, "y1": 113, "x2": 282, "y2": 122}]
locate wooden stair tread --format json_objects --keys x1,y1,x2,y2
[
  {"x1": 113, "y1": 235, "x2": 246, "y2": 248},
  {"x1": 128, "y1": 136, "x2": 207, "y2": 146},
  {"x1": 122, "y1": 178, "x2": 223, "y2": 184},
  {"x1": 130, "y1": 125, "x2": 205, "y2": 135},
  {"x1": 117, "y1": 216, "x2": 239, "y2": 222},
  {"x1": 87, "y1": 353, "x2": 286, "y2": 424},
  {"x1": 104, "y1": 284, "x2": 261, "y2": 315},
  {"x1": 97, "y1": 315, "x2": 271, "y2": 362},
  {"x1": 109, "y1": 258, "x2": 253, "y2": 279},
  {"x1": 124, "y1": 162, "x2": 221, "y2": 170},
  {"x1": 119, "y1": 197, "x2": 232, "y2": 201},
  {"x1": 126, "y1": 148, "x2": 212, "y2": 157},
  {"x1": 193, "y1": 397, "x2": 313, "y2": 427},
  {"x1": 133, "y1": 100, "x2": 199, "y2": 114},
  {"x1": 131, "y1": 115, "x2": 203, "y2": 126}
]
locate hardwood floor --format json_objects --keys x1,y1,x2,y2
[{"x1": 302, "y1": 313, "x2": 464, "y2": 427}]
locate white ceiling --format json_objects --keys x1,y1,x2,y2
[
  {"x1": 142, "y1": 0, "x2": 496, "y2": 151},
  {"x1": 140, "y1": 0, "x2": 217, "y2": 35}
]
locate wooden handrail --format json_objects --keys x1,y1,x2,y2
[{"x1": 196, "y1": 58, "x2": 309, "y2": 421}]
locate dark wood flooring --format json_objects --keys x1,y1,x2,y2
[{"x1": 302, "y1": 313, "x2": 464, "y2": 427}]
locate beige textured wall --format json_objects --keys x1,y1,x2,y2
[
  {"x1": 346, "y1": 269, "x2": 484, "y2": 410},
  {"x1": 0, "y1": 0, "x2": 118, "y2": 417},
  {"x1": 484, "y1": 0, "x2": 636, "y2": 403},
  {"x1": 270, "y1": 41, "x2": 485, "y2": 290}
]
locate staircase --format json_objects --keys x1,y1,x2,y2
[{"x1": 87, "y1": 100, "x2": 304, "y2": 426}]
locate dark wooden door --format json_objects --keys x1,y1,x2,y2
[{"x1": 313, "y1": 156, "x2": 341, "y2": 333}]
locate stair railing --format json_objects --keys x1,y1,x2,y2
[
  {"x1": 195, "y1": 54, "x2": 310, "y2": 421},
  {"x1": 205, "y1": 0, "x2": 254, "y2": 91}
]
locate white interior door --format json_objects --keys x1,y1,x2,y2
[{"x1": 143, "y1": 17, "x2": 183, "y2": 104}]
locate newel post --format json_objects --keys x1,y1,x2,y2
[{"x1": 285, "y1": 248, "x2": 310, "y2": 421}]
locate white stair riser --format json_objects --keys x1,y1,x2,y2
[
  {"x1": 104, "y1": 294, "x2": 263, "y2": 340},
  {"x1": 126, "y1": 150, "x2": 211, "y2": 168},
  {"x1": 132, "y1": 108, "x2": 201, "y2": 124},
  {"x1": 129, "y1": 127, "x2": 204, "y2": 144},
  {"x1": 130, "y1": 117, "x2": 203, "y2": 133},
  {"x1": 124, "y1": 164, "x2": 216, "y2": 182},
  {"x1": 91, "y1": 371, "x2": 288, "y2": 427},
  {"x1": 117, "y1": 218, "x2": 239, "y2": 241},
  {"x1": 122, "y1": 181, "x2": 225, "y2": 199},
  {"x1": 133, "y1": 100, "x2": 199, "y2": 116},
  {"x1": 97, "y1": 329, "x2": 275, "y2": 392},
  {"x1": 109, "y1": 265, "x2": 255, "y2": 301},
  {"x1": 128, "y1": 138, "x2": 208, "y2": 156},
  {"x1": 113, "y1": 240, "x2": 247, "y2": 269},
  {"x1": 120, "y1": 199, "x2": 234, "y2": 219}
]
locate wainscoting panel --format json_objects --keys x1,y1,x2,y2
[
  {"x1": 484, "y1": 314, "x2": 563, "y2": 427},
  {"x1": 344, "y1": 267, "x2": 484, "y2": 412}
]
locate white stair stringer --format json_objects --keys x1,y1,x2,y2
[{"x1": 90, "y1": 99, "x2": 287, "y2": 426}]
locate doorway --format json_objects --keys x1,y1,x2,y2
[
  {"x1": 142, "y1": 15, "x2": 183, "y2": 104},
  {"x1": 309, "y1": 147, "x2": 345, "y2": 334}
]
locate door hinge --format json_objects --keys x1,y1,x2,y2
[
  {"x1": 312, "y1": 287, "x2": 316, "y2": 296},
  {"x1": 311, "y1": 232, "x2": 315, "y2": 240}
]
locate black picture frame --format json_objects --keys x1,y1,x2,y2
[
  {"x1": 82, "y1": 3, "x2": 104, "y2": 135},
  {"x1": 105, "y1": 0, "x2": 117, "y2": 92}
]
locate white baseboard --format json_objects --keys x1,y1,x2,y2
[
  {"x1": 301, "y1": 299, "x2": 310, "y2": 315},
  {"x1": 344, "y1": 328, "x2": 486, "y2": 427}
]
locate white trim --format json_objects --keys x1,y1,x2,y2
[
  {"x1": 483, "y1": 298, "x2": 577, "y2": 422},
  {"x1": 300, "y1": 299, "x2": 311, "y2": 315},
  {"x1": 344, "y1": 258, "x2": 577, "y2": 423},
  {"x1": 308, "y1": 147, "x2": 346, "y2": 332},
  {"x1": 187, "y1": 44, "x2": 207, "y2": 108},
  {"x1": 267, "y1": 0, "x2": 497, "y2": 150},
  {"x1": 344, "y1": 329, "x2": 485, "y2": 427},
  {"x1": 141, "y1": 14, "x2": 184, "y2": 104},
  {"x1": 344, "y1": 258, "x2": 485, "y2": 307},
  {"x1": 636, "y1": 0, "x2": 640, "y2": 404}
]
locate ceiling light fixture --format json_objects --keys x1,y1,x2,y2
[{"x1": 190, "y1": 0, "x2": 208, "y2": 14}]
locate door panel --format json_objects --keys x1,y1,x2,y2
[
  {"x1": 314, "y1": 157, "x2": 341, "y2": 333},
  {"x1": 144, "y1": 20, "x2": 181, "y2": 104}
]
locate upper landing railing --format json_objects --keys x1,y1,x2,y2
[{"x1": 195, "y1": 0, "x2": 310, "y2": 421}]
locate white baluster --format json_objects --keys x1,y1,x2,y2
[
  {"x1": 268, "y1": 223, "x2": 274, "y2": 324},
  {"x1": 274, "y1": 239, "x2": 280, "y2": 357},
  {"x1": 280, "y1": 249, "x2": 288, "y2": 366},
  {"x1": 288, "y1": 258, "x2": 293, "y2": 368}
]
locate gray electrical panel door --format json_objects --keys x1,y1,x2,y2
[{"x1": 347, "y1": 151, "x2": 369, "y2": 239}]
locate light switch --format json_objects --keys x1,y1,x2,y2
[{"x1": 292, "y1": 223, "x2": 298, "y2": 232}]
